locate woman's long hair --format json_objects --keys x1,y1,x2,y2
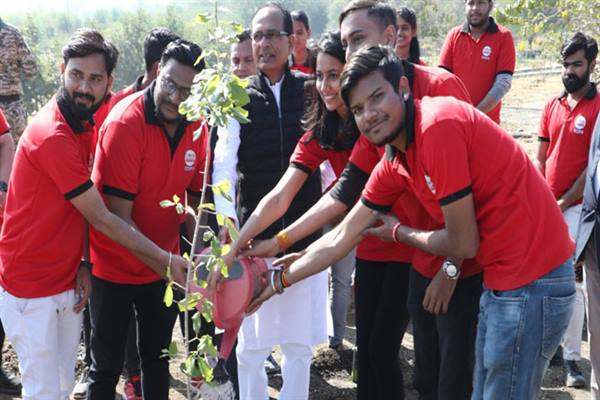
[
  {"x1": 302, "y1": 31, "x2": 357, "y2": 150},
  {"x1": 398, "y1": 7, "x2": 421, "y2": 64}
]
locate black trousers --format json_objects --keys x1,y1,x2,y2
[
  {"x1": 87, "y1": 276, "x2": 178, "y2": 400},
  {"x1": 407, "y1": 267, "x2": 482, "y2": 400},
  {"x1": 355, "y1": 258, "x2": 411, "y2": 400}
]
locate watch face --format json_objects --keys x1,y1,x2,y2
[{"x1": 447, "y1": 265, "x2": 457, "y2": 276}]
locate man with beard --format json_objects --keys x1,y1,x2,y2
[
  {"x1": 439, "y1": 0, "x2": 515, "y2": 124},
  {"x1": 87, "y1": 39, "x2": 208, "y2": 399},
  {"x1": 250, "y1": 45, "x2": 576, "y2": 400},
  {"x1": 0, "y1": 28, "x2": 189, "y2": 399},
  {"x1": 535, "y1": 32, "x2": 599, "y2": 390}
]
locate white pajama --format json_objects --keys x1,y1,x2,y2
[{"x1": 0, "y1": 288, "x2": 82, "y2": 400}]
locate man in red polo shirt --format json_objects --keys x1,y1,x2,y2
[
  {"x1": 0, "y1": 110, "x2": 19, "y2": 395},
  {"x1": 250, "y1": 46, "x2": 575, "y2": 399},
  {"x1": 0, "y1": 28, "x2": 188, "y2": 400},
  {"x1": 439, "y1": 0, "x2": 515, "y2": 124},
  {"x1": 87, "y1": 39, "x2": 208, "y2": 399},
  {"x1": 535, "y1": 32, "x2": 599, "y2": 389}
]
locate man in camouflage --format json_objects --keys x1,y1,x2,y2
[{"x1": 0, "y1": 18, "x2": 38, "y2": 142}]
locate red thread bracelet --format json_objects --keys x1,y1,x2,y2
[{"x1": 392, "y1": 223, "x2": 402, "y2": 243}]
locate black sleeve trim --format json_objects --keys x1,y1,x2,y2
[
  {"x1": 439, "y1": 185, "x2": 473, "y2": 206},
  {"x1": 187, "y1": 188, "x2": 203, "y2": 197},
  {"x1": 289, "y1": 161, "x2": 313, "y2": 175},
  {"x1": 439, "y1": 65, "x2": 453, "y2": 73},
  {"x1": 496, "y1": 70, "x2": 514, "y2": 76},
  {"x1": 64, "y1": 180, "x2": 94, "y2": 200},
  {"x1": 537, "y1": 136, "x2": 550, "y2": 142},
  {"x1": 102, "y1": 185, "x2": 136, "y2": 201},
  {"x1": 360, "y1": 196, "x2": 392, "y2": 213},
  {"x1": 330, "y1": 162, "x2": 369, "y2": 208}
]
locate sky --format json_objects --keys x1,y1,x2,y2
[{"x1": 0, "y1": 0, "x2": 187, "y2": 14}]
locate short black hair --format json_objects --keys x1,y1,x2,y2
[
  {"x1": 561, "y1": 32, "x2": 598, "y2": 63},
  {"x1": 236, "y1": 29, "x2": 251, "y2": 44},
  {"x1": 340, "y1": 45, "x2": 404, "y2": 109},
  {"x1": 160, "y1": 39, "x2": 205, "y2": 72},
  {"x1": 62, "y1": 28, "x2": 119, "y2": 76},
  {"x1": 143, "y1": 28, "x2": 180, "y2": 72},
  {"x1": 291, "y1": 10, "x2": 310, "y2": 31},
  {"x1": 338, "y1": 0, "x2": 397, "y2": 31},
  {"x1": 253, "y1": 2, "x2": 293, "y2": 36}
]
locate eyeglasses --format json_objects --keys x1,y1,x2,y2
[
  {"x1": 160, "y1": 75, "x2": 191, "y2": 100},
  {"x1": 251, "y1": 30, "x2": 289, "y2": 43}
]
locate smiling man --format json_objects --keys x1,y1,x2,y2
[
  {"x1": 0, "y1": 29, "x2": 189, "y2": 400},
  {"x1": 86, "y1": 39, "x2": 208, "y2": 399},
  {"x1": 250, "y1": 46, "x2": 576, "y2": 400}
]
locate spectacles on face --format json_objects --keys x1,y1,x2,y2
[
  {"x1": 160, "y1": 74, "x2": 191, "y2": 100},
  {"x1": 251, "y1": 29, "x2": 289, "y2": 43}
]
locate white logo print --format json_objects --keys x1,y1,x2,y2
[
  {"x1": 482, "y1": 45, "x2": 492, "y2": 60},
  {"x1": 424, "y1": 175, "x2": 436, "y2": 195},
  {"x1": 574, "y1": 115, "x2": 586, "y2": 134},
  {"x1": 184, "y1": 149, "x2": 196, "y2": 171}
]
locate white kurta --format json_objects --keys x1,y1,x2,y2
[{"x1": 212, "y1": 75, "x2": 328, "y2": 349}]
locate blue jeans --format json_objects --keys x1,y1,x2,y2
[{"x1": 472, "y1": 261, "x2": 576, "y2": 400}]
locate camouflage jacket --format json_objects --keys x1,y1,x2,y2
[{"x1": 0, "y1": 19, "x2": 37, "y2": 96}]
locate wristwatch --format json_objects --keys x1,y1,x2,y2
[
  {"x1": 0, "y1": 181, "x2": 7, "y2": 193},
  {"x1": 442, "y1": 260, "x2": 460, "y2": 280}
]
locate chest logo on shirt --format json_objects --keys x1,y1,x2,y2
[
  {"x1": 184, "y1": 149, "x2": 197, "y2": 171},
  {"x1": 574, "y1": 115, "x2": 586, "y2": 135},
  {"x1": 482, "y1": 46, "x2": 492, "y2": 60},
  {"x1": 424, "y1": 175, "x2": 436, "y2": 195}
]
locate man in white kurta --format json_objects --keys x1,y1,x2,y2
[{"x1": 212, "y1": 4, "x2": 327, "y2": 400}]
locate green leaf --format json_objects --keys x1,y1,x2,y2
[
  {"x1": 175, "y1": 203, "x2": 185, "y2": 215},
  {"x1": 216, "y1": 213, "x2": 226, "y2": 226},
  {"x1": 200, "y1": 203, "x2": 216, "y2": 211},
  {"x1": 224, "y1": 218, "x2": 239, "y2": 241},
  {"x1": 163, "y1": 284, "x2": 174, "y2": 307},
  {"x1": 168, "y1": 341, "x2": 178, "y2": 357},
  {"x1": 198, "y1": 356, "x2": 214, "y2": 382},
  {"x1": 221, "y1": 244, "x2": 231, "y2": 256},
  {"x1": 172, "y1": 194, "x2": 181, "y2": 204},
  {"x1": 160, "y1": 200, "x2": 175, "y2": 208},
  {"x1": 210, "y1": 237, "x2": 221, "y2": 257},
  {"x1": 195, "y1": 13, "x2": 210, "y2": 24},
  {"x1": 198, "y1": 335, "x2": 219, "y2": 358},
  {"x1": 192, "y1": 311, "x2": 202, "y2": 335},
  {"x1": 201, "y1": 299, "x2": 213, "y2": 323},
  {"x1": 202, "y1": 230, "x2": 214, "y2": 242},
  {"x1": 218, "y1": 257, "x2": 229, "y2": 278}
]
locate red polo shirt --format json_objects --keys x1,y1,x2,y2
[
  {"x1": 375, "y1": 96, "x2": 572, "y2": 290},
  {"x1": 0, "y1": 110, "x2": 10, "y2": 227},
  {"x1": 362, "y1": 149, "x2": 482, "y2": 279},
  {"x1": 339, "y1": 61, "x2": 473, "y2": 263},
  {"x1": 439, "y1": 17, "x2": 515, "y2": 124},
  {"x1": 290, "y1": 131, "x2": 352, "y2": 187},
  {"x1": 539, "y1": 84, "x2": 600, "y2": 202},
  {"x1": 90, "y1": 84, "x2": 208, "y2": 284},
  {"x1": 0, "y1": 110, "x2": 9, "y2": 135},
  {"x1": 92, "y1": 76, "x2": 145, "y2": 155},
  {"x1": 0, "y1": 95, "x2": 94, "y2": 298}
]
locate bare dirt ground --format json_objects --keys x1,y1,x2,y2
[{"x1": 0, "y1": 73, "x2": 592, "y2": 399}]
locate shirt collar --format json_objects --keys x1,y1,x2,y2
[
  {"x1": 56, "y1": 92, "x2": 95, "y2": 134},
  {"x1": 558, "y1": 82, "x2": 598, "y2": 101},
  {"x1": 461, "y1": 17, "x2": 498, "y2": 34}
]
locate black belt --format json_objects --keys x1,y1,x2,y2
[{"x1": 0, "y1": 94, "x2": 21, "y2": 103}]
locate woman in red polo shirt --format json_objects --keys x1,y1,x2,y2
[
  {"x1": 395, "y1": 7, "x2": 426, "y2": 66},
  {"x1": 221, "y1": 31, "x2": 356, "y2": 350}
]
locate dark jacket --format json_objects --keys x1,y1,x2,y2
[
  {"x1": 576, "y1": 116, "x2": 600, "y2": 264},
  {"x1": 237, "y1": 67, "x2": 322, "y2": 252}
]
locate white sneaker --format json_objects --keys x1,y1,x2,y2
[{"x1": 72, "y1": 367, "x2": 89, "y2": 399}]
